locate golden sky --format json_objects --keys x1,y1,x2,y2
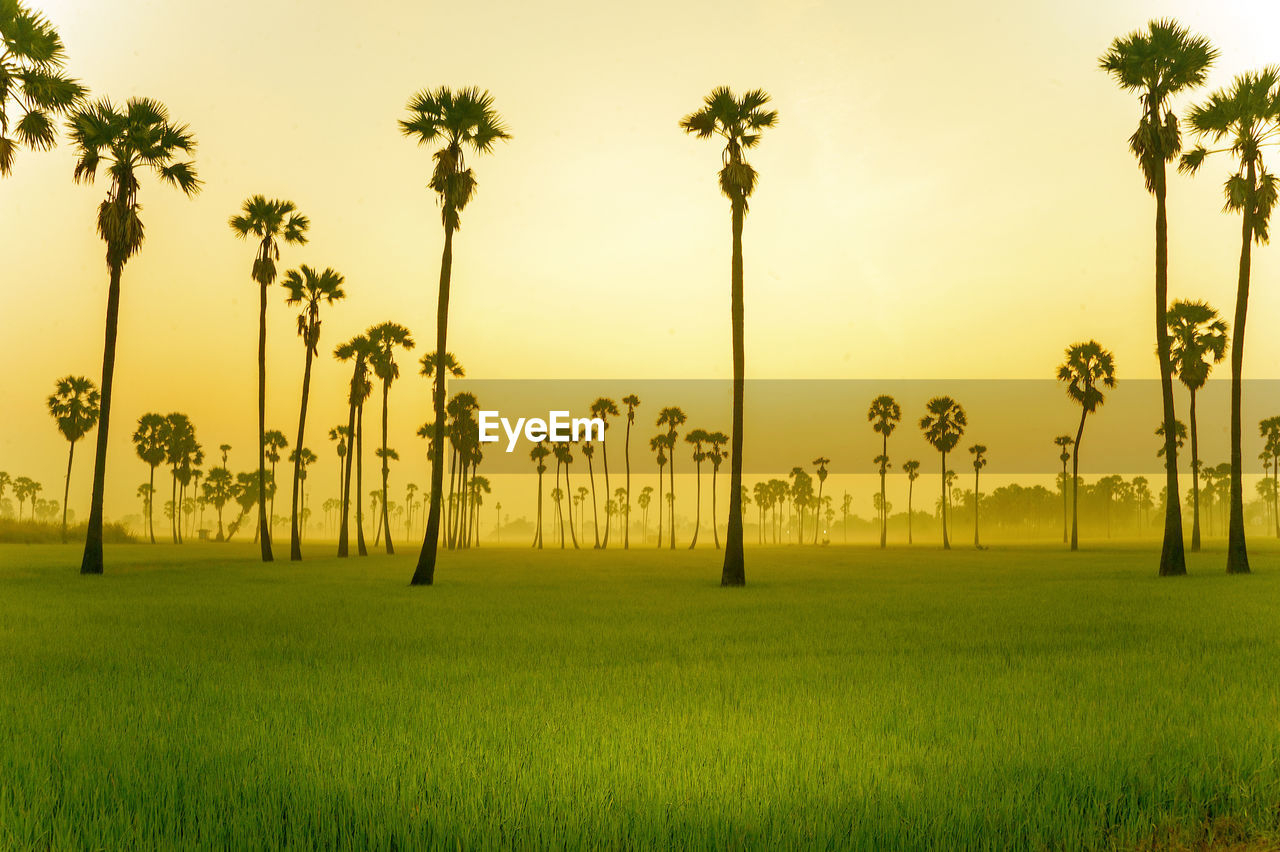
[{"x1": 4, "y1": 0, "x2": 1280, "y2": 523}]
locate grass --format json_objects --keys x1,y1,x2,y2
[{"x1": 1, "y1": 540, "x2": 1278, "y2": 850}]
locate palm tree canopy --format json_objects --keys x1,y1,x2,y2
[
  {"x1": 47, "y1": 375, "x2": 99, "y2": 443},
  {"x1": 0, "y1": 0, "x2": 86, "y2": 174},
  {"x1": 1156, "y1": 419, "x2": 1188, "y2": 455},
  {"x1": 919, "y1": 396, "x2": 967, "y2": 454},
  {"x1": 868, "y1": 394, "x2": 902, "y2": 436},
  {"x1": 367, "y1": 321, "x2": 416, "y2": 384},
  {"x1": 969, "y1": 444, "x2": 988, "y2": 471},
  {"x1": 1166, "y1": 299, "x2": 1228, "y2": 391},
  {"x1": 263, "y1": 429, "x2": 289, "y2": 463},
  {"x1": 902, "y1": 459, "x2": 921, "y2": 480},
  {"x1": 419, "y1": 350, "x2": 464, "y2": 379},
  {"x1": 132, "y1": 413, "x2": 168, "y2": 467},
  {"x1": 399, "y1": 86, "x2": 510, "y2": 229},
  {"x1": 1057, "y1": 340, "x2": 1118, "y2": 414},
  {"x1": 1099, "y1": 19, "x2": 1217, "y2": 191},
  {"x1": 679, "y1": 86, "x2": 778, "y2": 208},
  {"x1": 590, "y1": 397, "x2": 620, "y2": 420},
  {"x1": 229, "y1": 195, "x2": 309, "y2": 286},
  {"x1": 283, "y1": 265, "x2": 345, "y2": 354},
  {"x1": 68, "y1": 97, "x2": 199, "y2": 266}
]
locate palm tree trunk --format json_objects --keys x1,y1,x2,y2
[
  {"x1": 689, "y1": 459, "x2": 702, "y2": 549},
  {"x1": 1273, "y1": 456, "x2": 1279, "y2": 540},
  {"x1": 940, "y1": 451, "x2": 950, "y2": 550},
  {"x1": 533, "y1": 468, "x2": 543, "y2": 548},
  {"x1": 170, "y1": 470, "x2": 178, "y2": 544},
  {"x1": 668, "y1": 448, "x2": 677, "y2": 551},
  {"x1": 289, "y1": 327, "x2": 315, "y2": 561},
  {"x1": 565, "y1": 464, "x2": 580, "y2": 549},
  {"x1": 712, "y1": 466, "x2": 721, "y2": 549},
  {"x1": 1226, "y1": 161, "x2": 1254, "y2": 575},
  {"x1": 1190, "y1": 388, "x2": 1201, "y2": 551},
  {"x1": 61, "y1": 440, "x2": 75, "y2": 544},
  {"x1": 907, "y1": 479, "x2": 914, "y2": 544},
  {"x1": 147, "y1": 464, "x2": 156, "y2": 544},
  {"x1": 257, "y1": 278, "x2": 272, "y2": 562},
  {"x1": 1071, "y1": 409, "x2": 1086, "y2": 552},
  {"x1": 80, "y1": 262, "x2": 124, "y2": 574},
  {"x1": 356, "y1": 401, "x2": 367, "y2": 556},
  {"x1": 413, "y1": 220, "x2": 454, "y2": 585},
  {"x1": 1061, "y1": 459, "x2": 1068, "y2": 544},
  {"x1": 623, "y1": 421, "x2": 632, "y2": 548},
  {"x1": 1152, "y1": 155, "x2": 1186, "y2": 575},
  {"x1": 380, "y1": 380, "x2": 394, "y2": 555},
  {"x1": 973, "y1": 467, "x2": 980, "y2": 549},
  {"x1": 600, "y1": 436, "x2": 612, "y2": 548},
  {"x1": 656, "y1": 463, "x2": 664, "y2": 548},
  {"x1": 587, "y1": 456, "x2": 600, "y2": 548},
  {"x1": 814, "y1": 478, "x2": 824, "y2": 546}
]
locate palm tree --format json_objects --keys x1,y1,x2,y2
[
  {"x1": 580, "y1": 441, "x2": 601, "y2": 547},
  {"x1": 47, "y1": 375, "x2": 99, "y2": 542},
  {"x1": 621, "y1": 394, "x2": 641, "y2": 548},
  {"x1": 902, "y1": 460, "x2": 920, "y2": 544},
  {"x1": 1101, "y1": 19, "x2": 1215, "y2": 577},
  {"x1": 969, "y1": 444, "x2": 987, "y2": 549},
  {"x1": 868, "y1": 395, "x2": 901, "y2": 549},
  {"x1": 684, "y1": 428, "x2": 710, "y2": 549},
  {"x1": 328, "y1": 425, "x2": 348, "y2": 517},
  {"x1": 1165, "y1": 300, "x2": 1228, "y2": 551},
  {"x1": 0, "y1": 1, "x2": 85, "y2": 176},
  {"x1": 163, "y1": 413, "x2": 198, "y2": 544},
  {"x1": 707, "y1": 432, "x2": 729, "y2": 548},
  {"x1": 334, "y1": 334, "x2": 373, "y2": 557},
  {"x1": 1155, "y1": 419, "x2": 1187, "y2": 465},
  {"x1": 530, "y1": 440, "x2": 549, "y2": 548},
  {"x1": 401, "y1": 86, "x2": 510, "y2": 586},
  {"x1": 263, "y1": 429, "x2": 288, "y2": 538},
  {"x1": 656, "y1": 407, "x2": 687, "y2": 549},
  {"x1": 69, "y1": 97, "x2": 199, "y2": 574},
  {"x1": 1261, "y1": 416, "x2": 1280, "y2": 539},
  {"x1": 12, "y1": 476, "x2": 35, "y2": 521},
  {"x1": 202, "y1": 466, "x2": 234, "y2": 541},
  {"x1": 290, "y1": 447, "x2": 317, "y2": 542},
  {"x1": 649, "y1": 434, "x2": 668, "y2": 548},
  {"x1": 590, "y1": 397, "x2": 619, "y2": 547},
  {"x1": 919, "y1": 397, "x2": 966, "y2": 550},
  {"x1": 811, "y1": 456, "x2": 830, "y2": 545},
  {"x1": 638, "y1": 485, "x2": 654, "y2": 544},
  {"x1": 282, "y1": 265, "x2": 345, "y2": 560},
  {"x1": 229, "y1": 195, "x2": 309, "y2": 562},
  {"x1": 367, "y1": 321, "x2": 415, "y2": 554},
  {"x1": 1181, "y1": 69, "x2": 1280, "y2": 574},
  {"x1": 1053, "y1": 435, "x2": 1073, "y2": 544},
  {"x1": 681, "y1": 87, "x2": 777, "y2": 587},
  {"x1": 1057, "y1": 341, "x2": 1118, "y2": 551},
  {"x1": 553, "y1": 442, "x2": 579, "y2": 549}
]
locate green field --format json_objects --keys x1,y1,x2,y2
[{"x1": 1, "y1": 542, "x2": 1278, "y2": 850}]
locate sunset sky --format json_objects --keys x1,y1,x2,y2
[{"x1": 4, "y1": 0, "x2": 1280, "y2": 524}]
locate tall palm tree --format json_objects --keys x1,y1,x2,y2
[
  {"x1": 401, "y1": 86, "x2": 510, "y2": 586},
  {"x1": 132, "y1": 413, "x2": 167, "y2": 543},
  {"x1": 685, "y1": 428, "x2": 710, "y2": 549},
  {"x1": 1053, "y1": 435, "x2": 1073, "y2": 543},
  {"x1": 229, "y1": 195, "x2": 309, "y2": 562},
  {"x1": 366, "y1": 322, "x2": 415, "y2": 554},
  {"x1": 70, "y1": 97, "x2": 199, "y2": 574},
  {"x1": 650, "y1": 434, "x2": 668, "y2": 548},
  {"x1": 1101, "y1": 19, "x2": 1215, "y2": 578},
  {"x1": 163, "y1": 413, "x2": 200, "y2": 544},
  {"x1": 328, "y1": 425, "x2": 348, "y2": 519},
  {"x1": 1181, "y1": 69, "x2": 1280, "y2": 574},
  {"x1": 811, "y1": 456, "x2": 830, "y2": 545},
  {"x1": 681, "y1": 87, "x2": 777, "y2": 587},
  {"x1": 282, "y1": 264, "x2": 345, "y2": 560},
  {"x1": 902, "y1": 459, "x2": 920, "y2": 544},
  {"x1": 334, "y1": 334, "x2": 372, "y2": 557},
  {"x1": 553, "y1": 442, "x2": 579, "y2": 549},
  {"x1": 621, "y1": 394, "x2": 641, "y2": 548},
  {"x1": 1260, "y1": 416, "x2": 1280, "y2": 539},
  {"x1": 263, "y1": 429, "x2": 288, "y2": 536},
  {"x1": 580, "y1": 441, "x2": 601, "y2": 547},
  {"x1": 46, "y1": 375, "x2": 99, "y2": 542},
  {"x1": 969, "y1": 444, "x2": 987, "y2": 549},
  {"x1": 868, "y1": 394, "x2": 901, "y2": 547},
  {"x1": 707, "y1": 432, "x2": 729, "y2": 548},
  {"x1": 1057, "y1": 341, "x2": 1118, "y2": 551},
  {"x1": 590, "y1": 397, "x2": 619, "y2": 547},
  {"x1": 530, "y1": 440, "x2": 549, "y2": 548},
  {"x1": 919, "y1": 397, "x2": 966, "y2": 550},
  {"x1": 0, "y1": 1, "x2": 85, "y2": 176},
  {"x1": 1166, "y1": 299, "x2": 1228, "y2": 551},
  {"x1": 656, "y1": 407, "x2": 687, "y2": 549}
]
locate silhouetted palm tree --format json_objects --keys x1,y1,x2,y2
[
  {"x1": 163, "y1": 413, "x2": 199, "y2": 543},
  {"x1": 530, "y1": 440, "x2": 549, "y2": 548},
  {"x1": 1166, "y1": 299, "x2": 1228, "y2": 551},
  {"x1": 581, "y1": 441, "x2": 601, "y2": 548},
  {"x1": 70, "y1": 96, "x2": 199, "y2": 574},
  {"x1": 650, "y1": 434, "x2": 668, "y2": 548},
  {"x1": 47, "y1": 375, "x2": 99, "y2": 542},
  {"x1": 868, "y1": 395, "x2": 901, "y2": 549},
  {"x1": 919, "y1": 397, "x2": 966, "y2": 550},
  {"x1": 707, "y1": 432, "x2": 728, "y2": 548},
  {"x1": 283, "y1": 265, "x2": 345, "y2": 560},
  {"x1": 328, "y1": 424, "x2": 348, "y2": 519},
  {"x1": 1181, "y1": 69, "x2": 1280, "y2": 574},
  {"x1": 1057, "y1": 340, "x2": 1117, "y2": 551},
  {"x1": 0, "y1": 2, "x2": 85, "y2": 176},
  {"x1": 969, "y1": 444, "x2": 987, "y2": 549},
  {"x1": 811, "y1": 456, "x2": 830, "y2": 545},
  {"x1": 638, "y1": 485, "x2": 653, "y2": 544},
  {"x1": 621, "y1": 395, "x2": 641, "y2": 548},
  {"x1": 902, "y1": 459, "x2": 920, "y2": 544},
  {"x1": 132, "y1": 413, "x2": 166, "y2": 543},
  {"x1": 1101, "y1": 18, "x2": 1215, "y2": 577},
  {"x1": 335, "y1": 334, "x2": 373, "y2": 557},
  {"x1": 553, "y1": 441, "x2": 579, "y2": 549},
  {"x1": 685, "y1": 428, "x2": 710, "y2": 549},
  {"x1": 1155, "y1": 419, "x2": 1187, "y2": 465},
  {"x1": 230, "y1": 195, "x2": 309, "y2": 562},
  {"x1": 656, "y1": 407, "x2": 686, "y2": 549},
  {"x1": 681, "y1": 87, "x2": 777, "y2": 587},
  {"x1": 263, "y1": 429, "x2": 288, "y2": 538},
  {"x1": 590, "y1": 397, "x2": 619, "y2": 547},
  {"x1": 1053, "y1": 435, "x2": 1073, "y2": 543},
  {"x1": 367, "y1": 321, "x2": 415, "y2": 554},
  {"x1": 401, "y1": 86, "x2": 510, "y2": 586}
]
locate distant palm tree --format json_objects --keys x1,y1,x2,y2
[
  {"x1": 1166, "y1": 299, "x2": 1228, "y2": 552},
  {"x1": 202, "y1": 467, "x2": 234, "y2": 541},
  {"x1": 969, "y1": 444, "x2": 987, "y2": 549},
  {"x1": 1155, "y1": 419, "x2": 1187, "y2": 465},
  {"x1": 1181, "y1": 69, "x2": 1280, "y2": 574},
  {"x1": 1057, "y1": 340, "x2": 1117, "y2": 551},
  {"x1": 553, "y1": 442, "x2": 579, "y2": 549},
  {"x1": 69, "y1": 97, "x2": 200, "y2": 574},
  {"x1": 263, "y1": 429, "x2": 288, "y2": 538},
  {"x1": 868, "y1": 395, "x2": 901, "y2": 549},
  {"x1": 1053, "y1": 435, "x2": 1073, "y2": 544},
  {"x1": 707, "y1": 432, "x2": 728, "y2": 548},
  {"x1": 684, "y1": 428, "x2": 710, "y2": 549},
  {"x1": 919, "y1": 397, "x2": 966, "y2": 550},
  {"x1": 129, "y1": 416, "x2": 165, "y2": 544},
  {"x1": 0, "y1": 1, "x2": 85, "y2": 176},
  {"x1": 290, "y1": 447, "x2": 317, "y2": 542},
  {"x1": 580, "y1": 441, "x2": 601, "y2": 548},
  {"x1": 283, "y1": 265, "x2": 345, "y2": 560},
  {"x1": 902, "y1": 460, "x2": 920, "y2": 544},
  {"x1": 621, "y1": 394, "x2": 641, "y2": 548},
  {"x1": 230, "y1": 195, "x2": 309, "y2": 562},
  {"x1": 649, "y1": 435, "x2": 668, "y2": 548},
  {"x1": 47, "y1": 376, "x2": 99, "y2": 542},
  {"x1": 1101, "y1": 18, "x2": 1215, "y2": 577},
  {"x1": 367, "y1": 321, "x2": 415, "y2": 554},
  {"x1": 638, "y1": 485, "x2": 654, "y2": 544},
  {"x1": 811, "y1": 456, "x2": 830, "y2": 545},
  {"x1": 656, "y1": 407, "x2": 687, "y2": 549},
  {"x1": 680, "y1": 86, "x2": 777, "y2": 587},
  {"x1": 12, "y1": 476, "x2": 35, "y2": 522},
  {"x1": 590, "y1": 398, "x2": 619, "y2": 547},
  {"x1": 335, "y1": 334, "x2": 373, "y2": 557},
  {"x1": 328, "y1": 425, "x2": 348, "y2": 516},
  {"x1": 1260, "y1": 416, "x2": 1280, "y2": 539},
  {"x1": 401, "y1": 86, "x2": 510, "y2": 587},
  {"x1": 163, "y1": 413, "x2": 199, "y2": 544},
  {"x1": 530, "y1": 440, "x2": 549, "y2": 548}
]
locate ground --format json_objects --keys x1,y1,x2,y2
[{"x1": 0, "y1": 541, "x2": 1278, "y2": 849}]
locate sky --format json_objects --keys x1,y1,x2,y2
[{"x1": 4, "y1": 0, "x2": 1280, "y2": 527}]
